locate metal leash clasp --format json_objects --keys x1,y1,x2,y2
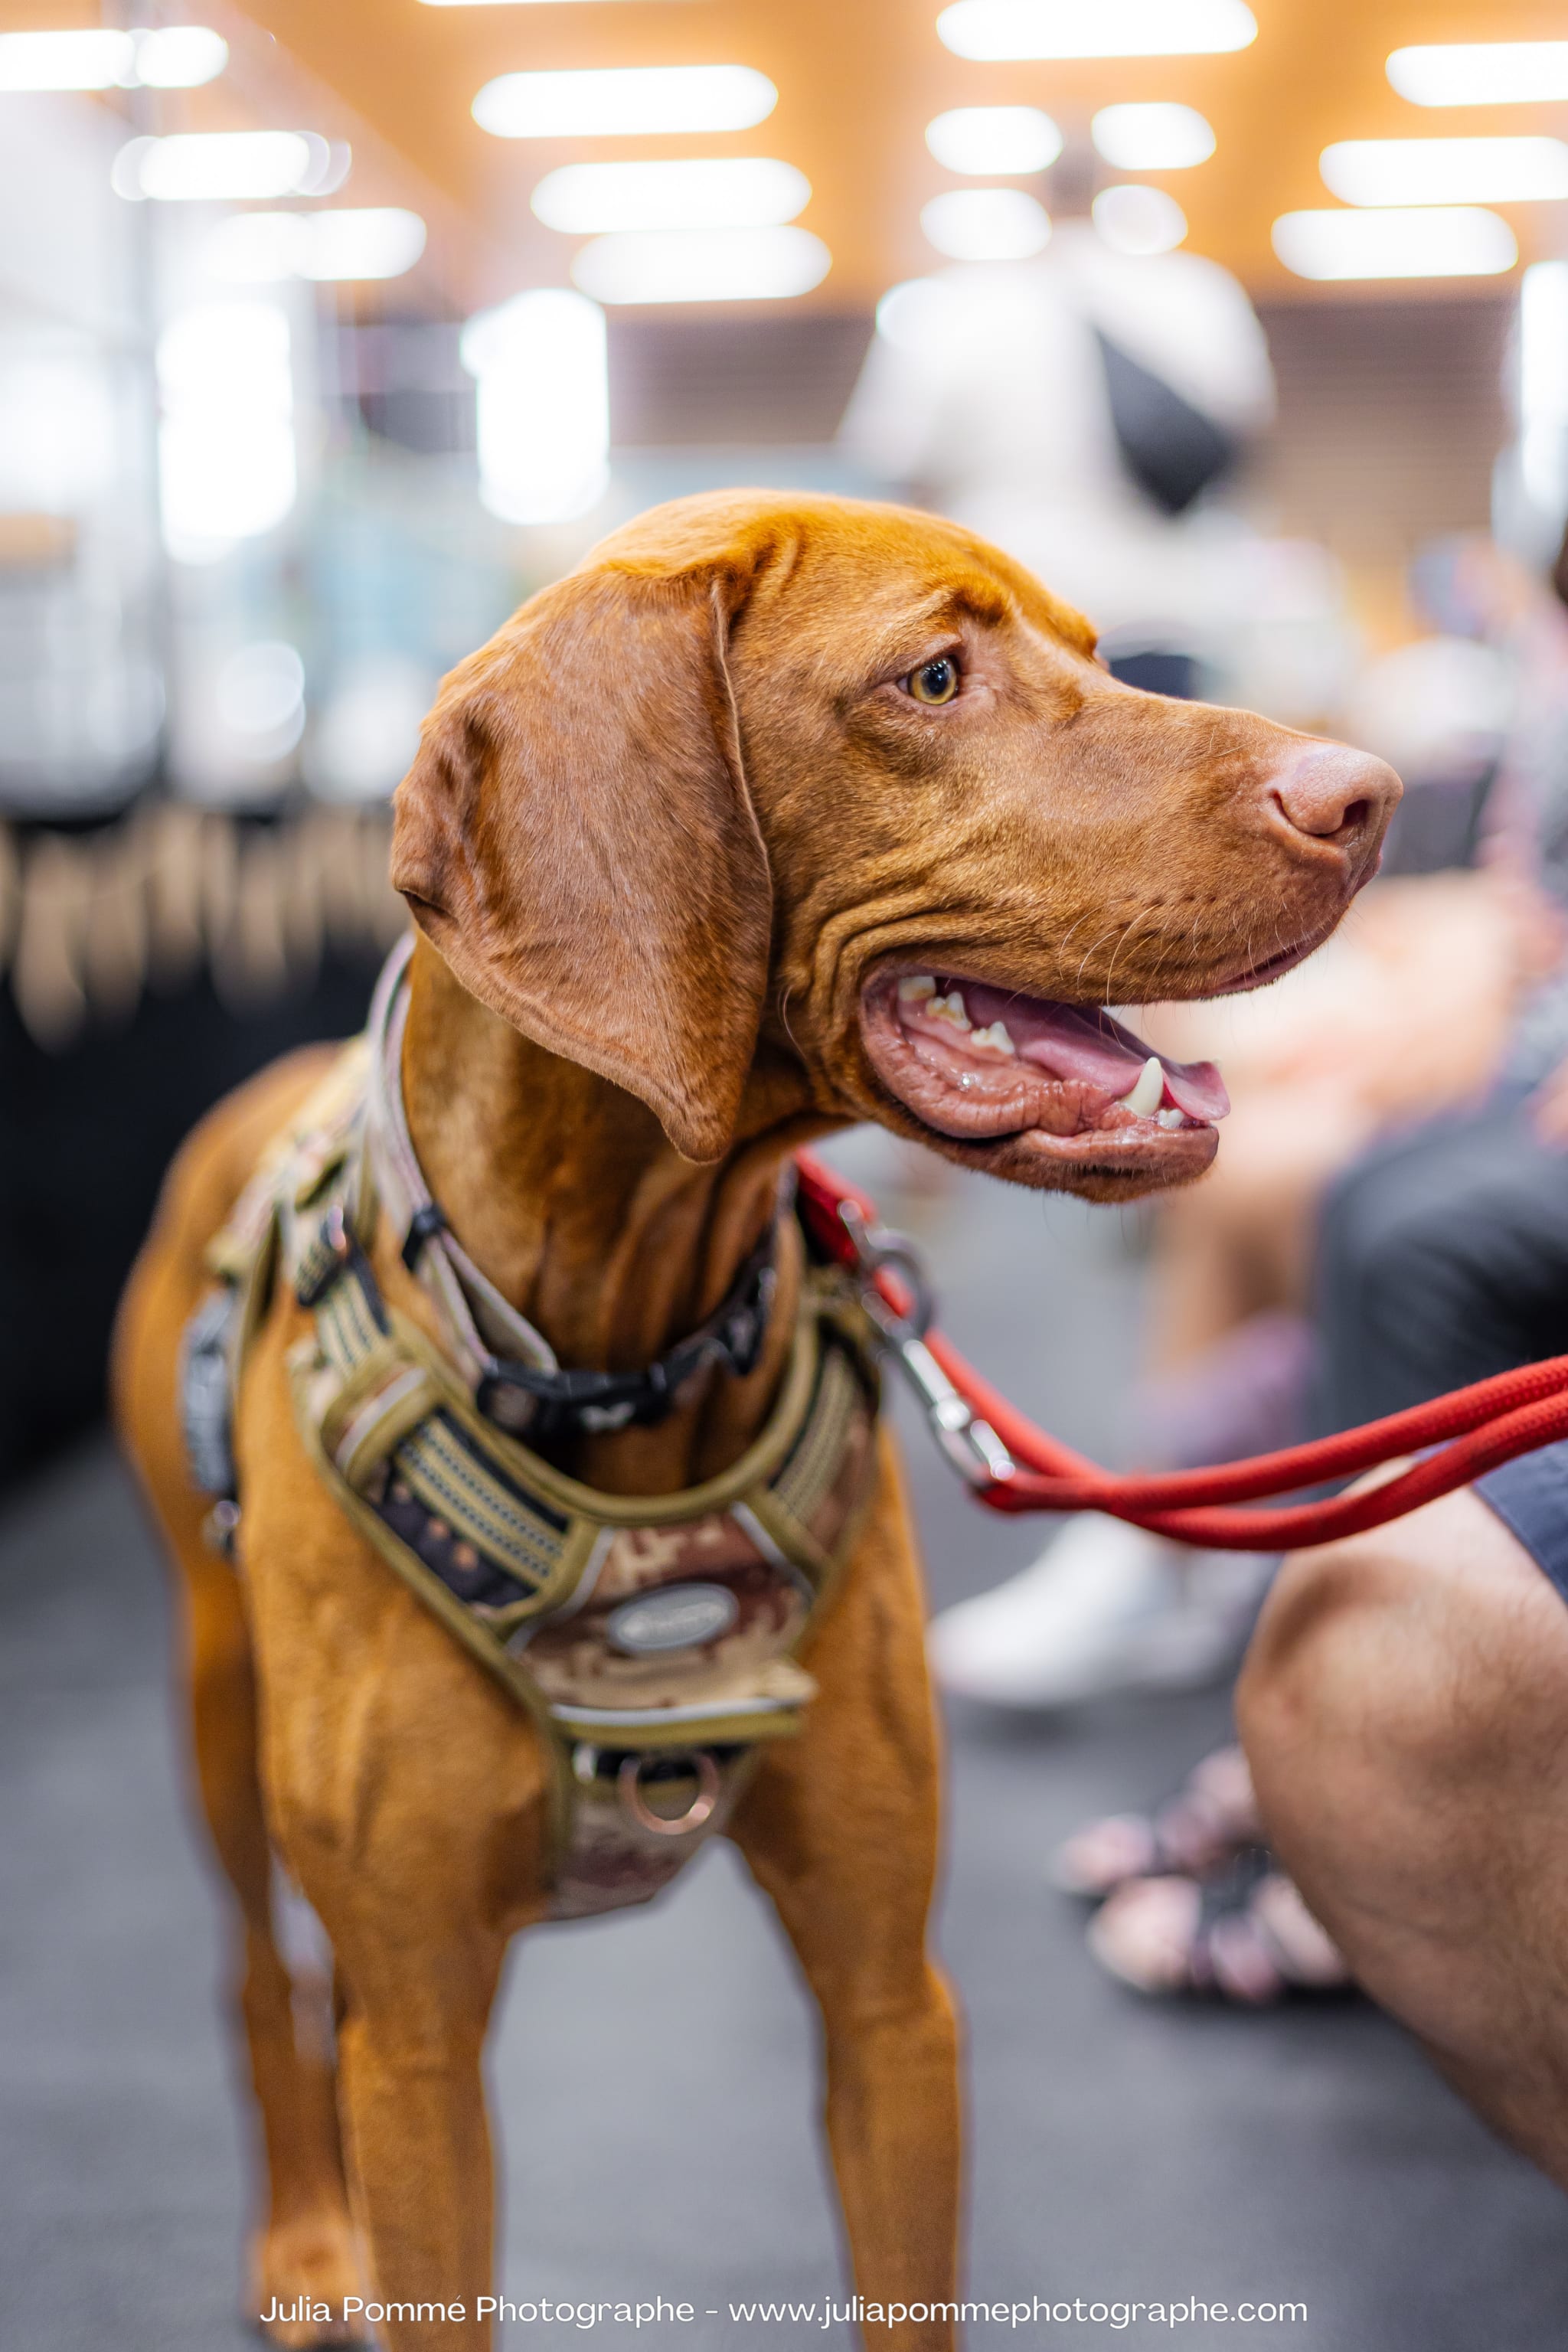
[{"x1": 836, "y1": 1202, "x2": 1017, "y2": 1490}]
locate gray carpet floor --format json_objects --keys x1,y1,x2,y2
[{"x1": 4, "y1": 1149, "x2": 1566, "y2": 2349}]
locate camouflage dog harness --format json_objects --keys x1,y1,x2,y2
[{"x1": 184, "y1": 939, "x2": 881, "y2": 1919}]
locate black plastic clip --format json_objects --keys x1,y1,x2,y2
[
  {"x1": 296, "y1": 1203, "x2": 354, "y2": 1308},
  {"x1": 400, "y1": 1201, "x2": 449, "y2": 1272}
]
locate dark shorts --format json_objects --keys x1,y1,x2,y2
[
  {"x1": 1315, "y1": 1096, "x2": 1568, "y2": 1607},
  {"x1": 1478, "y1": 1441, "x2": 1568, "y2": 1606}
]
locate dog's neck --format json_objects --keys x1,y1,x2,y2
[{"x1": 398, "y1": 936, "x2": 822, "y2": 1494}]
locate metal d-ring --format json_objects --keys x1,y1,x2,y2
[{"x1": 617, "y1": 1749, "x2": 722, "y2": 1838}]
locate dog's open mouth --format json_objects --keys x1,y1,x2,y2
[{"x1": 859, "y1": 969, "x2": 1230, "y2": 1185}]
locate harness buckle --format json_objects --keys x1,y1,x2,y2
[
  {"x1": 400, "y1": 1200, "x2": 448, "y2": 1273},
  {"x1": 295, "y1": 1202, "x2": 354, "y2": 1308},
  {"x1": 836, "y1": 1201, "x2": 1018, "y2": 1490}
]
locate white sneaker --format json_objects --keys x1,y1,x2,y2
[{"x1": 926, "y1": 1515, "x2": 1272, "y2": 1709}]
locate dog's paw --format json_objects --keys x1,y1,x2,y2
[{"x1": 250, "y1": 2216, "x2": 368, "y2": 2347}]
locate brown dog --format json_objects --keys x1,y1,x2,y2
[{"x1": 115, "y1": 492, "x2": 1396, "y2": 2352}]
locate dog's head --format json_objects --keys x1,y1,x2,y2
[{"x1": 393, "y1": 492, "x2": 1397, "y2": 1200}]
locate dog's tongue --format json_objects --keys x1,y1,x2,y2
[{"x1": 960, "y1": 982, "x2": 1230, "y2": 1121}]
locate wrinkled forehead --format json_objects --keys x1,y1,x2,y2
[
  {"x1": 587, "y1": 494, "x2": 1098, "y2": 670},
  {"x1": 741, "y1": 509, "x2": 1099, "y2": 684}
]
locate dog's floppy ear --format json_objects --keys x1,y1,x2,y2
[{"x1": 390, "y1": 558, "x2": 772, "y2": 1164}]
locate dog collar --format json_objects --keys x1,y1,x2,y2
[{"x1": 361, "y1": 935, "x2": 788, "y2": 1439}]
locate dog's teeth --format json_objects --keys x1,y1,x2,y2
[
  {"x1": 1156, "y1": 1106, "x2": 1185, "y2": 1130},
  {"x1": 1117, "y1": 1056, "x2": 1165, "y2": 1117},
  {"x1": 970, "y1": 1021, "x2": 1016, "y2": 1057},
  {"x1": 897, "y1": 975, "x2": 937, "y2": 1004},
  {"x1": 928, "y1": 990, "x2": 972, "y2": 1031}
]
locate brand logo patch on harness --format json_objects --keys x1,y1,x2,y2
[{"x1": 606, "y1": 1583, "x2": 740, "y2": 1655}]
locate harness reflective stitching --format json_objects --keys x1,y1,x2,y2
[
  {"x1": 328, "y1": 1364, "x2": 434, "y2": 1485},
  {"x1": 284, "y1": 1263, "x2": 875, "y2": 1906},
  {"x1": 189, "y1": 1014, "x2": 881, "y2": 1919},
  {"x1": 773, "y1": 1342, "x2": 861, "y2": 1527},
  {"x1": 295, "y1": 1241, "x2": 874, "y2": 1900},
  {"x1": 396, "y1": 1419, "x2": 568, "y2": 1589}
]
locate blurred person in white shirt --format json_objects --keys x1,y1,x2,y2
[{"x1": 841, "y1": 216, "x2": 1282, "y2": 695}]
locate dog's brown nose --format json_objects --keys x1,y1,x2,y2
[{"x1": 1267, "y1": 743, "x2": 1402, "y2": 859}]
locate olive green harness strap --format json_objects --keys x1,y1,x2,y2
[
  {"x1": 188, "y1": 1013, "x2": 881, "y2": 1920},
  {"x1": 279, "y1": 1179, "x2": 879, "y2": 1918}
]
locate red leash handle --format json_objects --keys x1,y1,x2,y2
[{"x1": 794, "y1": 1151, "x2": 1568, "y2": 1552}]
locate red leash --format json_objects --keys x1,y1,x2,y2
[{"x1": 794, "y1": 1152, "x2": 1568, "y2": 1553}]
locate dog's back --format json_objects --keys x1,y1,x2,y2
[{"x1": 113, "y1": 1045, "x2": 340, "y2": 1540}]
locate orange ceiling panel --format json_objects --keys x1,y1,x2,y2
[{"x1": 10, "y1": 0, "x2": 1568, "y2": 307}]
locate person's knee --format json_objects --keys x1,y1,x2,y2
[
  {"x1": 1240, "y1": 1489, "x2": 1568, "y2": 1858},
  {"x1": 1238, "y1": 1531, "x2": 1437, "y2": 1803},
  {"x1": 1241, "y1": 1493, "x2": 1568, "y2": 2078},
  {"x1": 1236, "y1": 1535, "x2": 1481, "y2": 1971}
]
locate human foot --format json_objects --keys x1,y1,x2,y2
[
  {"x1": 1054, "y1": 1744, "x2": 1262, "y2": 1899},
  {"x1": 1086, "y1": 1845, "x2": 1352, "y2": 2004}
]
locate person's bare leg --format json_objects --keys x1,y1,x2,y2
[{"x1": 1237, "y1": 1488, "x2": 1568, "y2": 2186}]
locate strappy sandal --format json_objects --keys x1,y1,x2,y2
[
  {"x1": 1052, "y1": 1744, "x2": 1262, "y2": 1900},
  {"x1": 1086, "y1": 1844, "x2": 1354, "y2": 2005}
]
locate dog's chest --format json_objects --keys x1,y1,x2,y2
[{"x1": 191, "y1": 1034, "x2": 882, "y2": 1921}]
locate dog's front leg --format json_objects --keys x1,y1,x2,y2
[
  {"x1": 267, "y1": 1735, "x2": 536, "y2": 2352},
  {"x1": 730, "y1": 1438, "x2": 962, "y2": 2352},
  {"x1": 268, "y1": 1740, "x2": 520, "y2": 2352},
  {"x1": 240, "y1": 1335, "x2": 560, "y2": 2348},
  {"x1": 328, "y1": 1936, "x2": 506, "y2": 2350}
]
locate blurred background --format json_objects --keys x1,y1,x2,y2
[{"x1": 8, "y1": 3, "x2": 1568, "y2": 2347}]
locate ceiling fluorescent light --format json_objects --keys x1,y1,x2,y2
[
  {"x1": 938, "y1": 0, "x2": 1256, "y2": 64},
  {"x1": 205, "y1": 209, "x2": 426, "y2": 283},
  {"x1": 921, "y1": 188, "x2": 1050, "y2": 262},
  {"x1": 1093, "y1": 184, "x2": 1187, "y2": 254},
  {"x1": 0, "y1": 27, "x2": 226, "y2": 91},
  {"x1": 134, "y1": 28, "x2": 227, "y2": 87},
  {"x1": 532, "y1": 158, "x2": 807, "y2": 235},
  {"x1": 1519, "y1": 260, "x2": 1568, "y2": 515},
  {"x1": 1388, "y1": 44, "x2": 1568, "y2": 109},
  {"x1": 1521, "y1": 262, "x2": 1568, "y2": 430},
  {"x1": 1272, "y1": 207, "x2": 1518, "y2": 283},
  {"x1": 461, "y1": 289, "x2": 609, "y2": 524},
  {"x1": 571, "y1": 225, "x2": 830, "y2": 304},
  {"x1": 925, "y1": 106, "x2": 1061, "y2": 176},
  {"x1": 1321, "y1": 138, "x2": 1568, "y2": 209},
  {"x1": 302, "y1": 209, "x2": 426, "y2": 281},
  {"x1": 0, "y1": 30, "x2": 132, "y2": 89},
  {"x1": 204, "y1": 214, "x2": 310, "y2": 282},
  {"x1": 474, "y1": 64, "x2": 776, "y2": 141},
  {"x1": 1093, "y1": 103, "x2": 1214, "y2": 171},
  {"x1": 157, "y1": 302, "x2": 296, "y2": 560},
  {"x1": 113, "y1": 131, "x2": 347, "y2": 202}
]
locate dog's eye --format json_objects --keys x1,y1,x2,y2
[{"x1": 904, "y1": 656, "x2": 960, "y2": 707}]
